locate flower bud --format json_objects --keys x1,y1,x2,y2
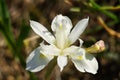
[{"x1": 85, "y1": 40, "x2": 105, "y2": 53}]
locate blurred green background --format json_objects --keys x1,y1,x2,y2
[{"x1": 0, "y1": 0, "x2": 120, "y2": 80}]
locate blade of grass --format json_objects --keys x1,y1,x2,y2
[
  {"x1": 0, "y1": 0, "x2": 14, "y2": 37},
  {"x1": 0, "y1": 0, "x2": 15, "y2": 51},
  {"x1": 16, "y1": 20, "x2": 30, "y2": 50},
  {"x1": 90, "y1": 0, "x2": 119, "y2": 23}
]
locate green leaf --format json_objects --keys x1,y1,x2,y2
[
  {"x1": 0, "y1": 0, "x2": 12, "y2": 31},
  {"x1": 0, "y1": 0, "x2": 15, "y2": 42},
  {"x1": 16, "y1": 20, "x2": 30, "y2": 50}
]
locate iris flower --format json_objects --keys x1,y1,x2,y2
[{"x1": 26, "y1": 14, "x2": 98, "y2": 74}]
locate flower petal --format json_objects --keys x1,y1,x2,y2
[
  {"x1": 30, "y1": 20, "x2": 55, "y2": 44},
  {"x1": 69, "y1": 17, "x2": 89, "y2": 44},
  {"x1": 40, "y1": 42, "x2": 60, "y2": 56},
  {"x1": 26, "y1": 47, "x2": 53, "y2": 72},
  {"x1": 57, "y1": 56, "x2": 68, "y2": 71},
  {"x1": 51, "y1": 14, "x2": 72, "y2": 36},
  {"x1": 51, "y1": 14, "x2": 73, "y2": 49},
  {"x1": 71, "y1": 49, "x2": 98, "y2": 74},
  {"x1": 63, "y1": 46, "x2": 80, "y2": 56}
]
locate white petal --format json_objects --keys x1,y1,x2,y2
[
  {"x1": 57, "y1": 56, "x2": 68, "y2": 71},
  {"x1": 51, "y1": 14, "x2": 72, "y2": 36},
  {"x1": 63, "y1": 46, "x2": 80, "y2": 56},
  {"x1": 69, "y1": 17, "x2": 89, "y2": 44},
  {"x1": 40, "y1": 42, "x2": 60, "y2": 56},
  {"x1": 51, "y1": 14, "x2": 73, "y2": 49},
  {"x1": 71, "y1": 49, "x2": 98, "y2": 74},
  {"x1": 26, "y1": 47, "x2": 53, "y2": 72},
  {"x1": 30, "y1": 20, "x2": 55, "y2": 44}
]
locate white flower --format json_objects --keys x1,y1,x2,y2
[{"x1": 26, "y1": 14, "x2": 98, "y2": 74}]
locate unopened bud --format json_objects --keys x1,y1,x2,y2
[
  {"x1": 85, "y1": 40, "x2": 105, "y2": 54},
  {"x1": 95, "y1": 40, "x2": 105, "y2": 52}
]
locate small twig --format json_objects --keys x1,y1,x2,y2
[
  {"x1": 101, "y1": 6, "x2": 120, "y2": 10},
  {"x1": 97, "y1": 16, "x2": 120, "y2": 38}
]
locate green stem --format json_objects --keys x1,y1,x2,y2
[{"x1": 45, "y1": 57, "x2": 57, "y2": 80}]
